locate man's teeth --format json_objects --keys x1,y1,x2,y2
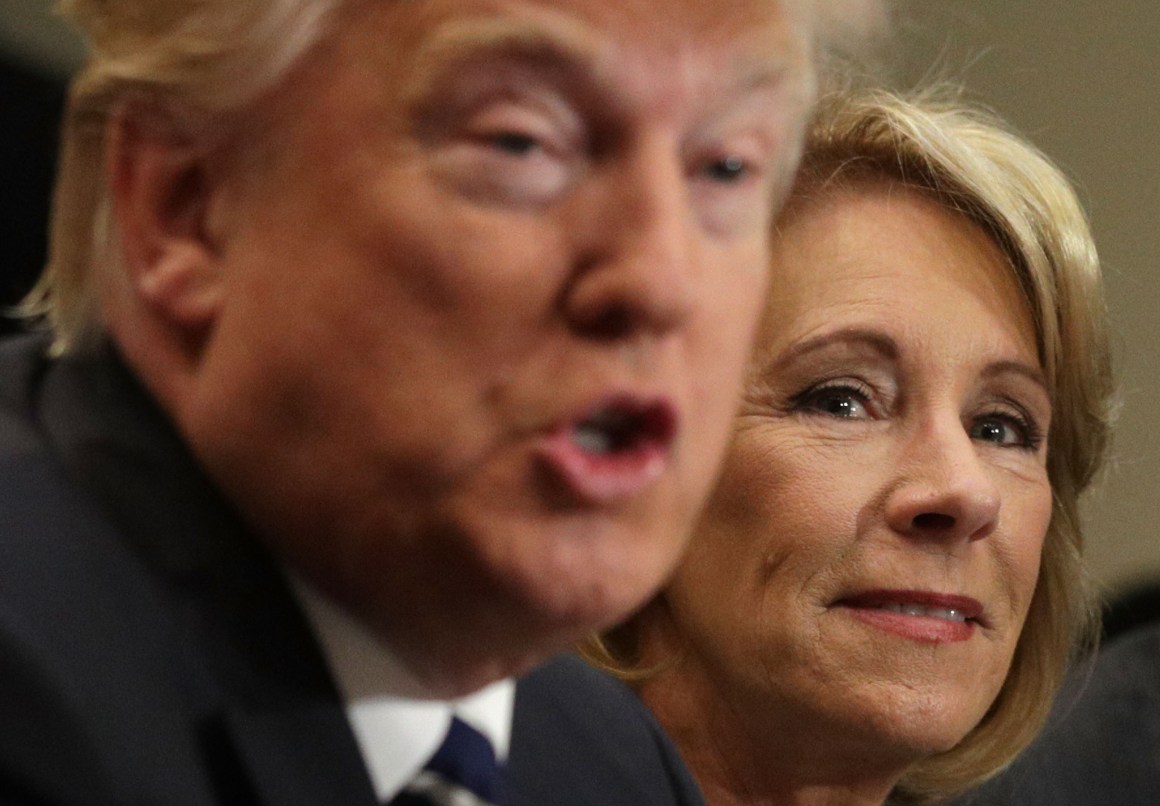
[
  {"x1": 573, "y1": 410, "x2": 641, "y2": 454},
  {"x1": 573, "y1": 422, "x2": 615, "y2": 454},
  {"x1": 876, "y1": 603, "x2": 969, "y2": 622}
]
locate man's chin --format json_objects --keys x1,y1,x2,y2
[
  {"x1": 395, "y1": 585, "x2": 630, "y2": 697},
  {"x1": 399, "y1": 642, "x2": 558, "y2": 699},
  {"x1": 353, "y1": 514, "x2": 681, "y2": 696},
  {"x1": 480, "y1": 519, "x2": 681, "y2": 632}
]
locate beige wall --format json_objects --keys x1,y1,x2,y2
[{"x1": 893, "y1": 1, "x2": 1160, "y2": 598}]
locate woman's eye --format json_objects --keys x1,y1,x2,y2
[
  {"x1": 970, "y1": 414, "x2": 1040, "y2": 450},
  {"x1": 794, "y1": 385, "x2": 871, "y2": 419}
]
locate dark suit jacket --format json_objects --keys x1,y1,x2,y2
[
  {"x1": 0, "y1": 333, "x2": 702, "y2": 806},
  {"x1": 956, "y1": 624, "x2": 1160, "y2": 806}
]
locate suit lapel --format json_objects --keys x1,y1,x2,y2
[
  {"x1": 25, "y1": 338, "x2": 379, "y2": 805},
  {"x1": 509, "y1": 656, "x2": 706, "y2": 806},
  {"x1": 216, "y1": 706, "x2": 378, "y2": 806}
]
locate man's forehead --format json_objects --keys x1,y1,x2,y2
[{"x1": 402, "y1": 0, "x2": 806, "y2": 98}]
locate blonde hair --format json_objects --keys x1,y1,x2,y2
[
  {"x1": 587, "y1": 86, "x2": 1115, "y2": 803},
  {"x1": 20, "y1": 0, "x2": 342, "y2": 353},
  {"x1": 21, "y1": 0, "x2": 888, "y2": 354}
]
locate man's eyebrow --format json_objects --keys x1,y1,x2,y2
[
  {"x1": 404, "y1": 17, "x2": 603, "y2": 103},
  {"x1": 403, "y1": 15, "x2": 796, "y2": 109}
]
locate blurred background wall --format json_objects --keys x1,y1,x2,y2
[{"x1": 0, "y1": 1, "x2": 1156, "y2": 608}]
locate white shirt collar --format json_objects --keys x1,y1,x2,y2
[{"x1": 290, "y1": 575, "x2": 515, "y2": 802}]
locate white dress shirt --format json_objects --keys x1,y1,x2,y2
[{"x1": 291, "y1": 576, "x2": 515, "y2": 802}]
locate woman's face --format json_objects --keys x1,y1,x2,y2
[{"x1": 648, "y1": 184, "x2": 1053, "y2": 767}]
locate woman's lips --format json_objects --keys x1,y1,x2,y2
[
  {"x1": 835, "y1": 590, "x2": 985, "y2": 644},
  {"x1": 537, "y1": 395, "x2": 678, "y2": 505}
]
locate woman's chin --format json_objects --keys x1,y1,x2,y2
[{"x1": 833, "y1": 694, "x2": 985, "y2": 763}]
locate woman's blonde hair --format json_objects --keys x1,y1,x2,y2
[
  {"x1": 588, "y1": 86, "x2": 1115, "y2": 803},
  {"x1": 20, "y1": 0, "x2": 343, "y2": 353}
]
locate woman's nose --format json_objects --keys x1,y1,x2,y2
[
  {"x1": 884, "y1": 417, "x2": 1002, "y2": 545},
  {"x1": 561, "y1": 140, "x2": 697, "y2": 341}
]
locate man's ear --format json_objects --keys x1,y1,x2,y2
[{"x1": 107, "y1": 104, "x2": 228, "y2": 335}]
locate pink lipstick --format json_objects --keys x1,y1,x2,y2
[
  {"x1": 836, "y1": 590, "x2": 984, "y2": 644},
  {"x1": 538, "y1": 396, "x2": 677, "y2": 505}
]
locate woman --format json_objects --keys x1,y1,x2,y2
[{"x1": 588, "y1": 88, "x2": 1115, "y2": 804}]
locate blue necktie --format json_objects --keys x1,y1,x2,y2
[{"x1": 391, "y1": 716, "x2": 505, "y2": 805}]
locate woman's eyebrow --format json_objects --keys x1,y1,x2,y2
[
  {"x1": 981, "y1": 360, "x2": 1049, "y2": 397},
  {"x1": 772, "y1": 327, "x2": 899, "y2": 369}
]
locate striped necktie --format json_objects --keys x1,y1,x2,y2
[{"x1": 390, "y1": 716, "x2": 504, "y2": 805}]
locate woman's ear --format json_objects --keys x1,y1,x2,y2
[{"x1": 106, "y1": 103, "x2": 229, "y2": 336}]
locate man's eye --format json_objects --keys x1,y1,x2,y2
[
  {"x1": 488, "y1": 132, "x2": 540, "y2": 156},
  {"x1": 702, "y1": 155, "x2": 749, "y2": 183}
]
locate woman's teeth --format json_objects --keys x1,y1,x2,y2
[{"x1": 875, "y1": 602, "x2": 969, "y2": 623}]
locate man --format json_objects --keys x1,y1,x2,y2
[{"x1": 0, "y1": 0, "x2": 877, "y2": 803}]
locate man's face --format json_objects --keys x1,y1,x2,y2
[{"x1": 181, "y1": 0, "x2": 812, "y2": 693}]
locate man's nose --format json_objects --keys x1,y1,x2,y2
[
  {"x1": 560, "y1": 139, "x2": 697, "y2": 341},
  {"x1": 884, "y1": 414, "x2": 1002, "y2": 546}
]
